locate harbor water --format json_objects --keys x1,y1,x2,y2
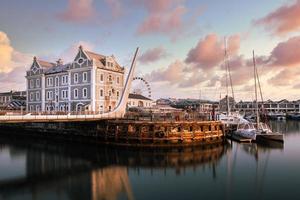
[{"x1": 0, "y1": 120, "x2": 300, "y2": 200}]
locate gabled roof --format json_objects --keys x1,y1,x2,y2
[
  {"x1": 85, "y1": 51, "x2": 105, "y2": 61},
  {"x1": 129, "y1": 93, "x2": 152, "y2": 101},
  {"x1": 278, "y1": 99, "x2": 289, "y2": 104},
  {"x1": 37, "y1": 60, "x2": 56, "y2": 69}
]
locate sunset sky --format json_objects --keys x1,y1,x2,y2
[{"x1": 1, "y1": 0, "x2": 300, "y2": 101}]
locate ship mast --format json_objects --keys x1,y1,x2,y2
[
  {"x1": 253, "y1": 50, "x2": 259, "y2": 127},
  {"x1": 224, "y1": 37, "x2": 235, "y2": 115},
  {"x1": 224, "y1": 38, "x2": 230, "y2": 115}
]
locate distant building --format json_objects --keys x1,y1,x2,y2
[
  {"x1": 26, "y1": 46, "x2": 125, "y2": 113},
  {"x1": 236, "y1": 99, "x2": 300, "y2": 113},
  {"x1": 219, "y1": 95, "x2": 235, "y2": 112},
  {"x1": 127, "y1": 93, "x2": 153, "y2": 108},
  {"x1": 0, "y1": 91, "x2": 26, "y2": 110}
]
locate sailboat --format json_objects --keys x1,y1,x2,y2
[
  {"x1": 218, "y1": 38, "x2": 247, "y2": 128},
  {"x1": 235, "y1": 51, "x2": 284, "y2": 143}
]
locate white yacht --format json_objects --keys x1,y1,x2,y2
[{"x1": 235, "y1": 122, "x2": 257, "y2": 140}]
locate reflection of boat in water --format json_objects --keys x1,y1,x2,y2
[{"x1": 0, "y1": 135, "x2": 229, "y2": 200}]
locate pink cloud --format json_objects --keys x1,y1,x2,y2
[
  {"x1": 138, "y1": 6, "x2": 186, "y2": 35},
  {"x1": 268, "y1": 69, "x2": 300, "y2": 86},
  {"x1": 185, "y1": 33, "x2": 240, "y2": 71},
  {"x1": 138, "y1": 47, "x2": 167, "y2": 64},
  {"x1": 269, "y1": 35, "x2": 300, "y2": 66},
  {"x1": 137, "y1": 0, "x2": 187, "y2": 36},
  {"x1": 58, "y1": 0, "x2": 96, "y2": 23},
  {"x1": 145, "y1": 60, "x2": 185, "y2": 84},
  {"x1": 254, "y1": 0, "x2": 300, "y2": 35}
]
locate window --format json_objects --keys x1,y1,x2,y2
[
  {"x1": 83, "y1": 88, "x2": 87, "y2": 98},
  {"x1": 100, "y1": 89, "x2": 103, "y2": 97},
  {"x1": 36, "y1": 92, "x2": 40, "y2": 101},
  {"x1": 74, "y1": 73, "x2": 79, "y2": 83},
  {"x1": 47, "y1": 77, "x2": 53, "y2": 87},
  {"x1": 100, "y1": 74, "x2": 103, "y2": 81},
  {"x1": 109, "y1": 90, "x2": 111, "y2": 96},
  {"x1": 30, "y1": 80, "x2": 34, "y2": 89},
  {"x1": 117, "y1": 77, "x2": 120, "y2": 84},
  {"x1": 116, "y1": 91, "x2": 119, "y2": 97},
  {"x1": 83, "y1": 72, "x2": 88, "y2": 82},
  {"x1": 62, "y1": 75, "x2": 68, "y2": 85},
  {"x1": 36, "y1": 105, "x2": 40, "y2": 112},
  {"x1": 55, "y1": 77, "x2": 59, "y2": 87},
  {"x1": 47, "y1": 91, "x2": 53, "y2": 100},
  {"x1": 30, "y1": 93, "x2": 34, "y2": 101},
  {"x1": 29, "y1": 105, "x2": 34, "y2": 112},
  {"x1": 62, "y1": 90, "x2": 68, "y2": 99},
  {"x1": 74, "y1": 89, "x2": 78, "y2": 99},
  {"x1": 60, "y1": 105, "x2": 65, "y2": 111},
  {"x1": 36, "y1": 79, "x2": 40, "y2": 88}
]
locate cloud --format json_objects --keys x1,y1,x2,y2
[
  {"x1": 185, "y1": 33, "x2": 240, "y2": 71},
  {"x1": 58, "y1": 0, "x2": 96, "y2": 23},
  {"x1": 268, "y1": 69, "x2": 300, "y2": 86},
  {"x1": 178, "y1": 71, "x2": 206, "y2": 88},
  {"x1": 145, "y1": 60, "x2": 185, "y2": 84},
  {"x1": 138, "y1": 47, "x2": 167, "y2": 64},
  {"x1": 40, "y1": 41, "x2": 94, "y2": 63},
  {"x1": 268, "y1": 35, "x2": 300, "y2": 67},
  {"x1": 0, "y1": 31, "x2": 32, "y2": 73},
  {"x1": 138, "y1": 5, "x2": 186, "y2": 35},
  {"x1": 0, "y1": 66, "x2": 27, "y2": 91},
  {"x1": 254, "y1": 0, "x2": 300, "y2": 35},
  {"x1": 136, "y1": 0, "x2": 193, "y2": 39},
  {"x1": 0, "y1": 32, "x2": 14, "y2": 73},
  {"x1": 0, "y1": 31, "x2": 32, "y2": 91}
]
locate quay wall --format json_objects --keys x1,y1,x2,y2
[{"x1": 0, "y1": 120, "x2": 225, "y2": 147}]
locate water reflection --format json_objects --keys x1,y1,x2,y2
[
  {"x1": 0, "y1": 136, "x2": 228, "y2": 200},
  {"x1": 1, "y1": 121, "x2": 300, "y2": 200}
]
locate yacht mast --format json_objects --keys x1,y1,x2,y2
[
  {"x1": 253, "y1": 50, "x2": 259, "y2": 126},
  {"x1": 224, "y1": 37, "x2": 230, "y2": 115}
]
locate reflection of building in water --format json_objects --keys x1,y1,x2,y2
[
  {"x1": 92, "y1": 167, "x2": 133, "y2": 200},
  {"x1": 0, "y1": 138, "x2": 228, "y2": 200}
]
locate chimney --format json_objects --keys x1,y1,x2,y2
[{"x1": 56, "y1": 58, "x2": 63, "y2": 65}]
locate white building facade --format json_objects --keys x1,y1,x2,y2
[
  {"x1": 127, "y1": 94, "x2": 153, "y2": 108},
  {"x1": 26, "y1": 46, "x2": 125, "y2": 113}
]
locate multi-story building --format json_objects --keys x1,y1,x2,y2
[
  {"x1": 26, "y1": 46, "x2": 125, "y2": 113},
  {"x1": 236, "y1": 99, "x2": 300, "y2": 113}
]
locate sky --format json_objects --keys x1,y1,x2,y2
[{"x1": 1, "y1": 0, "x2": 300, "y2": 101}]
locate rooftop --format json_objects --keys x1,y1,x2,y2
[{"x1": 129, "y1": 93, "x2": 152, "y2": 101}]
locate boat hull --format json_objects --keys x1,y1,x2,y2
[{"x1": 256, "y1": 134, "x2": 284, "y2": 143}]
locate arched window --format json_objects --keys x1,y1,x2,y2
[
  {"x1": 83, "y1": 88, "x2": 88, "y2": 98},
  {"x1": 74, "y1": 89, "x2": 78, "y2": 99},
  {"x1": 55, "y1": 77, "x2": 59, "y2": 87}
]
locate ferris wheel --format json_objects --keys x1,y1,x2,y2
[{"x1": 131, "y1": 77, "x2": 152, "y2": 98}]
